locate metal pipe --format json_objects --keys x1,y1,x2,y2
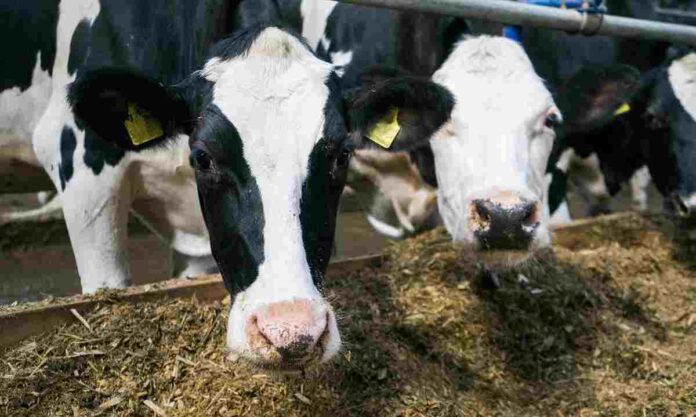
[
  {"x1": 655, "y1": 7, "x2": 696, "y2": 26},
  {"x1": 334, "y1": 0, "x2": 696, "y2": 46}
]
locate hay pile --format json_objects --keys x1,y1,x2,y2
[{"x1": 1, "y1": 213, "x2": 695, "y2": 416}]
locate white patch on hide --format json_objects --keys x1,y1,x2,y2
[
  {"x1": 668, "y1": 52, "x2": 696, "y2": 122},
  {"x1": 549, "y1": 201, "x2": 571, "y2": 225},
  {"x1": 367, "y1": 214, "x2": 406, "y2": 239},
  {"x1": 0, "y1": 53, "x2": 52, "y2": 144},
  {"x1": 300, "y1": 0, "x2": 337, "y2": 50},
  {"x1": 330, "y1": 49, "x2": 353, "y2": 78}
]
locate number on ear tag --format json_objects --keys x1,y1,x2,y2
[
  {"x1": 125, "y1": 102, "x2": 164, "y2": 146},
  {"x1": 613, "y1": 103, "x2": 631, "y2": 117},
  {"x1": 366, "y1": 107, "x2": 401, "y2": 149}
]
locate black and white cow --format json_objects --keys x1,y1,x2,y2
[
  {"x1": 1, "y1": 0, "x2": 56, "y2": 150},
  {"x1": 0, "y1": 0, "x2": 60, "y2": 214},
  {"x1": 556, "y1": 50, "x2": 696, "y2": 219},
  {"x1": 299, "y1": 1, "x2": 561, "y2": 262},
  {"x1": 27, "y1": 0, "x2": 246, "y2": 293},
  {"x1": 67, "y1": 23, "x2": 453, "y2": 367},
  {"x1": 521, "y1": 1, "x2": 696, "y2": 221}
]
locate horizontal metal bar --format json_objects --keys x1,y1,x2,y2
[
  {"x1": 655, "y1": 7, "x2": 696, "y2": 26},
  {"x1": 334, "y1": 0, "x2": 696, "y2": 46},
  {"x1": 522, "y1": 0, "x2": 595, "y2": 8}
]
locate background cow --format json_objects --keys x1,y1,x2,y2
[
  {"x1": 521, "y1": 0, "x2": 696, "y2": 222},
  {"x1": 299, "y1": 1, "x2": 561, "y2": 265},
  {"x1": 68, "y1": 23, "x2": 453, "y2": 368}
]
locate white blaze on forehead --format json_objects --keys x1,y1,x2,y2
[
  {"x1": 668, "y1": 52, "x2": 696, "y2": 121},
  {"x1": 429, "y1": 36, "x2": 556, "y2": 244},
  {"x1": 431, "y1": 36, "x2": 555, "y2": 194},
  {"x1": 205, "y1": 28, "x2": 333, "y2": 305}
]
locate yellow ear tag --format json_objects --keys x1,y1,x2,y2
[
  {"x1": 124, "y1": 102, "x2": 164, "y2": 146},
  {"x1": 366, "y1": 107, "x2": 401, "y2": 149},
  {"x1": 613, "y1": 103, "x2": 631, "y2": 117}
]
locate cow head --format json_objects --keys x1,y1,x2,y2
[
  {"x1": 421, "y1": 37, "x2": 561, "y2": 264},
  {"x1": 68, "y1": 26, "x2": 453, "y2": 369}
]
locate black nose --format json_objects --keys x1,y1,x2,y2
[{"x1": 471, "y1": 199, "x2": 539, "y2": 250}]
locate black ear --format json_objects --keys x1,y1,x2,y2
[
  {"x1": 557, "y1": 64, "x2": 641, "y2": 134},
  {"x1": 68, "y1": 68, "x2": 192, "y2": 151},
  {"x1": 345, "y1": 69, "x2": 455, "y2": 152}
]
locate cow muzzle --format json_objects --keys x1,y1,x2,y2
[
  {"x1": 469, "y1": 193, "x2": 541, "y2": 251},
  {"x1": 243, "y1": 299, "x2": 335, "y2": 369}
]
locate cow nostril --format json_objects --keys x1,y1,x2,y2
[
  {"x1": 246, "y1": 314, "x2": 275, "y2": 352},
  {"x1": 249, "y1": 300, "x2": 329, "y2": 364},
  {"x1": 471, "y1": 199, "x2": 492, "y2": 229}
]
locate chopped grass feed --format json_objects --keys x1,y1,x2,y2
[{"x1": 1, "y1": 213, "x2": 694, "y2": 416}]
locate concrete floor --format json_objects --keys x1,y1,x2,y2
[{"x1": 0, "y1": 180, "x2": 662, "y2": 305}]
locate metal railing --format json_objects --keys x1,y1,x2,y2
[{"x1": 334, "y1": 0, "x2": 696, "y2": 46}]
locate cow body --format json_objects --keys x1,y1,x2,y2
[
  {"x1": 26, "y1": 0, "x2": 244, "y2": 292},
  {"x1": 0, "y1": 0, "x2": 57, "y2": 196}
]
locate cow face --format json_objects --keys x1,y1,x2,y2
[
  {"x1": 68, "y1": 26, "x2": 452, "y2": 369},
  {"x1": 427, "y1": 37, "x2": 559, "y2": 262}
]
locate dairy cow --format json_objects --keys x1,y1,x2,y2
[
  {"x1": 67, "y1": 22, "x2": 453, "y2": 366},
  {"x1": 0, "y1": 0, "x2": 60, "y2": 219},
  {"x1": 521, "y1": 1, "x2": 696, "y2": 220},
  {"x1": 542, "y1": 49, "x2": 696, "y2": 221},
  {"x1": 299, "y1": 1, "x2": 560, "y2": 262},
  {"x1": 26, "y1": 0, "x2": 247, "y2": 291},
  {"x1": 4, "y1": 0, "x2": 453, "y2": 367}
]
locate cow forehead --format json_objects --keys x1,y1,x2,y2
[
  {"x1": 668, "y1": 52, "x2": 696, "y2": 122},
  {"x1": 202, "y1": 28, "x2": 335, "y2": 179},
  {"x1": 434, "y1": 36, "x2": 554, "y2": 122}
]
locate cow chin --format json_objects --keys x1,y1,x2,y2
[
  {"x1": 448, "y1": 222, "x2": 551, "y2": 270},
  {"x1": 225, "y1": 295, "x2": 341, "y2": 372},
  {"x1": 474, "y1": 248, "x2": 534, "y2": 270}
]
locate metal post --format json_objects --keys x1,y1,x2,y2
[{"x1": 334, "y1": 0, "x2": 696, "y2": 46}]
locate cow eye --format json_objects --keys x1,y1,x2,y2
[
  {"x1": 545, "y1": 112, "x2": 562, "y2": 129},
  {"x1": 190, "y1": 148, "x2": 212, "y2": 171}
]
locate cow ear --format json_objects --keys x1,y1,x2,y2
[
  {"x1": 558, "y1": 64, "x2": 641, "y2": 133},
  {"x1": 68, "y1": 68, "x2": 193, "y2": 151},
  {"x1": 345, "y1": 74, "x2": 454, "y2": 152}
]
